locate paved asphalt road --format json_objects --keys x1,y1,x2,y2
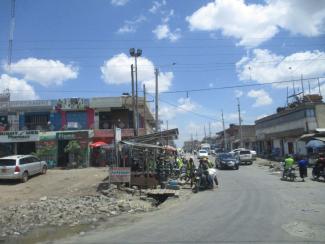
[{"x1": 55, "y1": 160, "x2": 325, "y2": 244}]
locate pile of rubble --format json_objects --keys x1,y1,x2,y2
[{"x1": 0, "y1": 185, "x2": 155, "y2": 238}]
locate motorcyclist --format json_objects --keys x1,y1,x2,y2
[
  {"x1": 199, "y1": 158, "x2": 213, "y2": 188},
  {"x1": 313, "y1": 153, "x2": 325, "y2": 178},
  {"x1": 282, "y1": 154, "x2": 295, "y2": 179}
]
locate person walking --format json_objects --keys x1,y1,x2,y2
[{"x1": 297, "y1": 157, "x2": 308, "y2": 182}]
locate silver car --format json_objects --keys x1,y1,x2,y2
[{"x1": 0, "y1": 155, "x2": 47, "y2": 183}]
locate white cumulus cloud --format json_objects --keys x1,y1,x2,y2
[
  {"x1": 149, "y1": 0, "x2": 166, "y2": 14},
  {"x1": 5, "y1": 58, "x2": 78, "y2": 86},
  {"x1": 247, "y1": 89, "x2": 272, "y2": 107},
  {"x1": 111, "y1": 0, "x2": 129, "y2": 6},
  {"x1": 117, "y1": 15, "x2": 146, "y2": 34},
  {"x1": 0, "y1": 74, "x2": 38, "y2": 100},
  {"x1": 100, "y1": 53, "x2": 173, "y2": 93},
  {"x1": 159, "y1": 97, "x2": 197, "y2": 120},
  {"x1": 186, "y1": 0, "x2": 325, "y2": 47},
  {"x1": 236, "y1": 49, "x2": 325, "y2": 88},
  {"x1": 153, "y1": 24, "x2": 181, "y2": 42}
]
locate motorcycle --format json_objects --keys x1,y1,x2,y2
[
  {"x1": 312, "y1": 165, "x2": 325, "y2": 181},
  {"x1": 192, "y1": 167, "x2": 218, "y2": 193},
  {"x1": 281, "y1": 167, "x2": 297, "y2": 182}
]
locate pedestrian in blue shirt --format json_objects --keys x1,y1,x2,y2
[{"x1": 298, "y1": 157, "x2": 308, "y2": 182}]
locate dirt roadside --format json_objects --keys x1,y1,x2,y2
[{"x1": 0, "y1": 167, "x2": 108, "y2": 207}]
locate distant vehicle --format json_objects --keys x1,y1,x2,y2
[
  {"x1": 238, "y1": 150, "x2": 253, "y2": 165},
  {"x1": 201, "y1": 143, "x2": 211, "y2": 154},
  {"x1": 250, "y1": 150, "x2": 257, "y2": 160},
  {"x1": 210, "y1": 149, "x2": 216, "y2": 155},
  {"x1": 198, "y1": 150, "x2": 209, "y2": 159},
  {"x1": 230, "y1": 148, "x2": 246, "y2": 155},
  {"x1": 0, "y1": 155, "x2": 47, "y2": 183},
  {"x1": 215, "y1": 153, "x2": 239, "y2": 170}
]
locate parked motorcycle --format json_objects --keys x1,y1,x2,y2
[
  {"x1": 312, "y1": 165, "x2": 325, "y2": 181},
  {"x1": 281, "y1": 167, "x2": 297, "y2": 182}
]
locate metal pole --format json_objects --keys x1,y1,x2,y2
[
  {"x1": 131, "y1": 64, "x2": 136, "y2": 136},
  {"x1": 135, "y1": 56, "x2": 138, "y2": 136},
  {"x1": 221, "y1": 110, "x2": 227, "y2": 151},
  {"x1": 8, "y1": 0, "x2": 15, "y2": 67},
  {"x1": 301, "y1": 74, "x2": 304, "y2": 97},
  {"x1": 237, "y1": 98, "x2": 243, "y2": 148},
  {"x1": 155, "y1": 68, "x2": 159, "y2": 132},
  {"x1": 143, "y1": 84, "x2": 146, "y2": 134},
  {"x1": 317, "y1": 77, "x2": 322, "y2": 96}
]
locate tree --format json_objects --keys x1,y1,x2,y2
[{"x1": 64, "y1": 140, "x2": 81, "y2": 168}]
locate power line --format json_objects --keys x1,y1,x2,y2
[
  {"x1": 1, "y1": 34, "x2": 325, "y2": 43},
  {"x1": 5, "y1": 76, "x2": 325, "y2": 95},
  {"x1": 155, "y1": 76, "x2": 325, "y2": 94}
]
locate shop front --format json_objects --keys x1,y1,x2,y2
[
  {"x1": 36, "y1": 131, "x2": 58, "y2": 168},
  {"x1": 0, "y1": 130, "x2": 40, "y2": 157},
  {"x1": 56, "y1": 130, "x2": 91, "y2": 167}
]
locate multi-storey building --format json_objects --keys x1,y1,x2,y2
[
  {"x1": 0, "y1": 96, "x2": 155, "y2": 167},
  {"x1": 216, "y1": 124, "x2": 256, "y2": 151},
  {"x1": 255, "y1": 98, "x2": 325, "y2": 157}
]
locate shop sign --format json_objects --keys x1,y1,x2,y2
[
  {"x1": 39, "y1": 131, "x2": 57, "y2": 141},
  {"x1": 56, "y1": 131, "x2": 89, "y2": 140},
  {"x1": 90, "y1": 97, "x2": 122, "y2": 108},
  {"x1": 115, "y1": 128, "x2": 121, "y2": 142},
  {"x1": 110, "y1": 167, "x2": 131, "y2": 183},
  {"x1": 94, "y1": 129, "x2": 114, "y2": 138},
  {"x1": 9, "y1": 100, "x2": 53, "y2": 108},
  {"x1": 56, "y1": 98, "x2": 89, "y2": 110},
  {"x1": 0, "y1": 130, "x2": 39, "y2": 142}
]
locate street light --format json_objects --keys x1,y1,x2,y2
[{"x1": 129, "y1": 48, "x2": 142, "y2": 136}]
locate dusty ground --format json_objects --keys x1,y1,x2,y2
[{"x1": 0, "y1": 167, "x2": 109, "y2": 207}]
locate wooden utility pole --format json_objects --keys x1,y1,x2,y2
[
  {"x1": 221, "y1": 110, "x2": 227, "y2": 151},
  {"x1": 237, "y1": 98, "x2": 243, "y2": 148}
]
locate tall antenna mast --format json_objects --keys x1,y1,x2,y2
[{"x1": 8, "y1": 0, "x2": 16, "y2": 67}]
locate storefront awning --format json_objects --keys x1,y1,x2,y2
[
  {"x1": 120, "y1": 141, "x2": 164, "y2": 149},
  {"x1": 90, "y1": 141, "x2": 108, "y2": 148}
]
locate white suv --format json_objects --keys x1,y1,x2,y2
[
  {"x1": 238, "y1": 150, "x2": 253, "y2": 165},
  {"x1": 0, "y1": 155, "x2": 47, "y2": 183}
]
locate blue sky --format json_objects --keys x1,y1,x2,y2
[{"x1": 0, "y1": 0, "x2": 325, "y2": 145}]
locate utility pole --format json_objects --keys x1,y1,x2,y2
[
  {"x1": 208, "y1": 122, "x2": 211, "y2": 139},
  {"x1": 166, "y1": 120, "x2": 169, "y2": 130},
  {"x1": 237, "y1": 98, "x2": 243, "y2": 148},
  {"x1": 204, "y1": 125, "x2": 207, "y2": 142},
  {"x1": 301, "y1": 74, "x2": 304, "y2": 97},
  {"x1": 221, "y1": 110, "x2": 227, "y2": 151},
  {"x1": 143, "y1": 84, "x2": 146, "y2": 134},
  {"x1": 155, "y1": 68, "x2": 159, "y2": 132},
  {"x1": 131, "y1": 64, "x2": 137, "y2": 136},
  {"x1": 318, "y1": 77, "x2": 322, "y2": 96},
  {"x1": 8, "y1": 0, "x2": 15, "y2": 67}
]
